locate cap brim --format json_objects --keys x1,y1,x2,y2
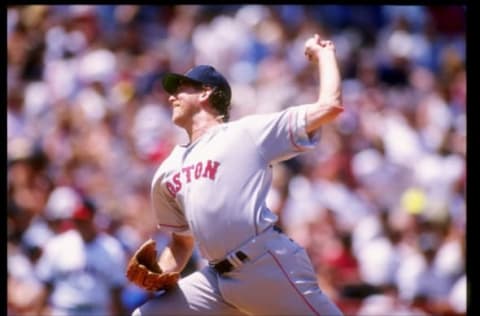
[{"x1": 162, "y1": 73, "x2": 200, "y2": 94}]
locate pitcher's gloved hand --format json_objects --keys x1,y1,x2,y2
[{"x1": 126, "y1": 239, "x2": 180, "y2": 291}]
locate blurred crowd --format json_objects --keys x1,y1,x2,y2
[{"x1": 7, "y1": 5, "x2": 466, "y2": 316}]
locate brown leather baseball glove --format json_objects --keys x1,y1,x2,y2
[{"x1": 125, "y1": 239, "x2": 180, "y2": 292}]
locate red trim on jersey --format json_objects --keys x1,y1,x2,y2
[
  {"x1": 268, "y1": 250, "x2": 321, "y2": 316},
  {"x1": 157, "y1": 223, "x2": 189, "y2": 229}
]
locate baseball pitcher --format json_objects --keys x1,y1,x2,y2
[{"x1": 126, "y1": 34, "x2": 344, "y2": 315}]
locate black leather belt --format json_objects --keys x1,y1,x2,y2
[
  {"x1": 212, "y1": 251, "x2": 249, "y2": 275},
  {"x1": 212, "y1": 225, "x2": 283, "y2": 275}
]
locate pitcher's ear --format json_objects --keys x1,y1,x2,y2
[{"x1": 199, "y1": 86, "x2": 213, "y2": 101}]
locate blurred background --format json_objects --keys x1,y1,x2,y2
[{"x1": 7, "y1": 5, "x2": 466, "y2": 316}]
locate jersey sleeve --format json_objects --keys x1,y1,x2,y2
[
  {"x1": 151, "y1": 177, "x2": 192, "y2": 236},
  {"x1": 241, "y1": 105, "x2": 321, "y2": 163}
]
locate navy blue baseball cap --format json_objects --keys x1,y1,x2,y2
[{"x1": 162, "y1": 65, "x2": 231, "y2": 101}]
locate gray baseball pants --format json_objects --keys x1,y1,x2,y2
[{"x1": 132, "y1": 229, "x2": 343, "y2": 316}]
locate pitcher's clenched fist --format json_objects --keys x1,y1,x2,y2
[{"x1": 304, "y1": 34, "x2": 336, "y2": 64}]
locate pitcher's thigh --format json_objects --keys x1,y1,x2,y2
[
  {"x1": 221, "y1": 237, "x2": 343, "y2": 316},
  {"x1": 273, "y1": 246, "x2": 344, "y2": 316},
  {"x1": 132, "y1": 268, "x2": 244, "y2": 316}
]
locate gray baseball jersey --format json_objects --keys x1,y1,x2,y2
[
  {"x1": 141, "y1": 105, "x2": 343, "y2": 316},
  {"x1": 151, "y1": 105, "x2": 317, "y2": 261}
]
